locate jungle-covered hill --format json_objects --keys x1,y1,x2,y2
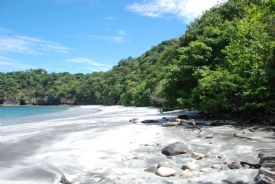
[{"x1": 0, "y1": 0, "x2": 274, "y2": 114}]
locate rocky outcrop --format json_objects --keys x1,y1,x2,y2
[
  {"x1": 255, "y1": 154, "x2": 275, "y2": 184},
  {"x1": 161, "y1": 142, "x2": 188, "y2": 156}
]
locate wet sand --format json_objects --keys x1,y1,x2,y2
[{"x1": 0, "y1": 106, "x2": 274, "y2": 184}]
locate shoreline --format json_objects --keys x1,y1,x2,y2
[{"x1": 0, "y1": 106, "x2": 274, "y2": 184}]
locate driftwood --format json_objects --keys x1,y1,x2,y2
[{"x1": 240, "y1": 161, "x2": 261, "y2": 169}]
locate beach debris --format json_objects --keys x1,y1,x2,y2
[
  {"x1": 156, "y1": 167, "x2": 177, "y2": 177},
  {"x1": 161, "y1": 142, "x2": 188, "y2": 156}
]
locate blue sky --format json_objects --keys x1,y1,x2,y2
[{"x1": 0, "y1": 0, "x2": 220, "y2": 73}]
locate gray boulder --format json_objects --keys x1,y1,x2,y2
[{"x1": 161, "y1": 142, "x2": 188, "y2": 156}]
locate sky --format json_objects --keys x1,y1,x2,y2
[{"x1": 0, "y1": 0, "x2": 221, "y2": 73}]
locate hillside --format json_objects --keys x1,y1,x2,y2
[{"x1": 0, "y1": 0, "x2": 274, "y2": 114}]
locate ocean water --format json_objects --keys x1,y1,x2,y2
[{"x1": 0, "y1": 106, "x2": 96, "y2": 126}]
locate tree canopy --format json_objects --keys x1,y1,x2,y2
[{"x1": 1, "y1": 0, "x2": 274, "y2": 114}]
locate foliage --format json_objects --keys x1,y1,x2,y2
[{"x1": 0, "y1": 0, "x2": 274, "y2": 114}]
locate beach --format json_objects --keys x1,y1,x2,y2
[{"x1": 0, "y1": 106, "x2": 274, "y2": 184}]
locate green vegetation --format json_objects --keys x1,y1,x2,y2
[{"x1": 0, "y1": 0, "x2": 274, "y2": 114}]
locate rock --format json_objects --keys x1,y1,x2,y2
[
  {"x1": 161, "y1": 142, "x2": 188, "y2": 156},
  {"x1": 228, "y1": 162, "x2": 241, "y2": 169},
  {"x1": 181, "y1": 162, "x2": 199, "y2": 171},
  {"x1": 254, "y1": 154, "x2": 275, "y2": 184},
  {"x1": 129, "y1": 118, "x2": 139, "y2": 124},
  {"x1": 156, "y1": 167, "x2": 177, "y2": 177},
  {"x1": 141, "y1": 120, "x2": 159, "y2": 124},
  {"x1": 60, "y1": 174, "x2": 78, "y2": 184},
  {"x1": 144, "y1": 167, "x2": 157, "y2": 173},
  {"x1": 191, "y1": 152, "x2": 204, "y2": 160},
  {"x1": 180, "y1": 169, "x2": 193, "y2": 178},
  {"x1": 177, "y1": 115, "x2": 189, "y2": 120},
  {"x1": 157, "y1": 161, "x2": 176, "y2": 168}
]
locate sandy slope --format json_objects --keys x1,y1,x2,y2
[{"x1": 0, "y1": 106, "x2": 274, "y2": 184}]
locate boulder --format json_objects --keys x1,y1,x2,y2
[
  {"x1": 161, "y1": 142, "x2": 188, "y2": 156},
  {"x1": 156, "y1": 167, "x2": 177, "y2": 177},
  {"x1": 180, "y1": 169, "x2": 193, "y2": 178},
  {"x1": 191, "y1": 152, "x2": 204, "y2": 160},
  {"x1": 228, "y1": 162, "x2": 241, "y2": 169},
  {"x1": 181, "y1": 162, "x2": 199, "y2": 171}
]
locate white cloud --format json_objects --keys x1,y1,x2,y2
[
  {"x1": 0, "y1": 55, "x2": 32, "y2": 70},
  {"x1": 126, "y1": 0, "x2": 222, "y2": 22},
  {"x1": 66, "y1": 57, "x2": 111, "y2": 71},
  {"x1": 0, "y1": 34, "x2": 70, "y2": 55},
  {"x1": 88, "y1": 30, "x2": 129, "y2": 43}
]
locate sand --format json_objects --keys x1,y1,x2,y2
[{"x1": 0, "y1": 105, "x2": 274, "y2": 184}]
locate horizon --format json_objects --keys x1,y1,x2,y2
[{"x1": 0, "y1": 0, "x2": 221, "y2": 74}]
